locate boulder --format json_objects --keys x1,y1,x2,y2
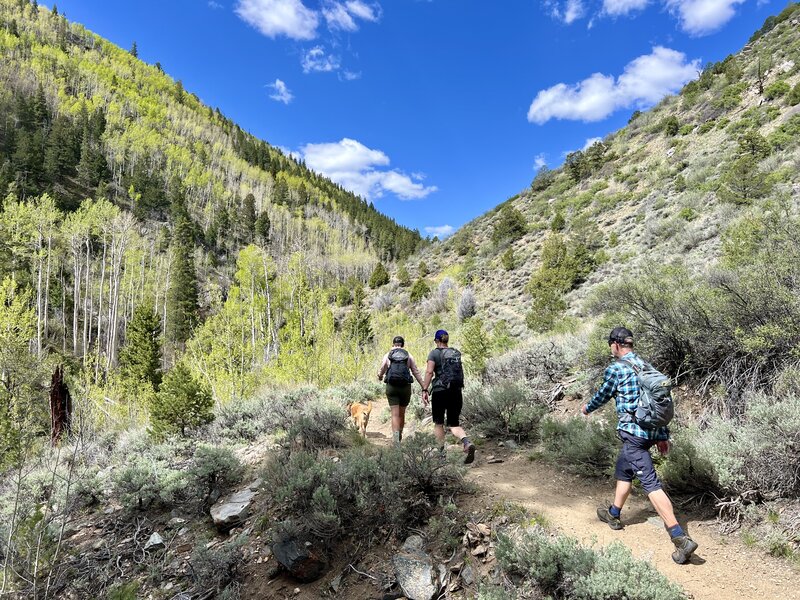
[
  {"x1": 392, "y1": 535, "x2": 437, "y2": 600},
  {"x1": 210, "y1": 489, "x2": 257, "y2": 532},
  {"x1": 271, "y1": 538, "x2": 327, "y2": 583}
]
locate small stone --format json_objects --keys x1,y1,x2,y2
[
  {"x1": 503, "y1": 440, "x2": 519, "y2": 451},
  {"x1": 293, "y1": 588, "x2": 300, "y2": 595},
  {"x1": 487, "y1": 458, "x2": 504, "y2": 464},
  {"x1": 470, "y1": 544, "x2": 487, "y2": 557},
  {"x1": 144, "y1": 532, "x2": 165, "y2": 551}
]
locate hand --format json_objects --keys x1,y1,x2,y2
[
  {"x1": 377, "y1": 373, "x2": 383, "y2": 382},
  {"x1": 421, "y1": 390, "x2": 429, "y2": 406},
  {"x1": 656, "y1": 440, "x2": 670, "y2": 456},
  {"x1": 581, "y1": 404, "x2": 589, "y2": 416}
]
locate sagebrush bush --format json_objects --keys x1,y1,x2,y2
[
  {"x1": 190, "y1": 536, "x2": 247, "y2": 593},
  {"x1": 289, "y1": 395, "x2": 348, "y2": 449},
  {"x1": 657, "y1": 425, "x2": 719, "y2": 498},
  {"x1": 113, "y1": 457, "x2": 189, "y2": 511},
  {"x1": 540, "y1": 417, "x2": 617, "y2": 476},
  {"x1": 494, "y1": 527, "x2": 686, "y2": 600},
  {"x1": 189, "y1": 445, "x2": 245, "y2": 509},
  {"x1": 462, "y1": 381, "x2": 548, "y2": 442},
  {"x1": 261, "y1": 434, "x2": 465, "y2": 545}
]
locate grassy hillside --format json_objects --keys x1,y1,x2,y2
[{"x1": 409, "y1": 3, "x2": 800, "y2": 338}]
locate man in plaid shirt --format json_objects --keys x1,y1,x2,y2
[{"x1": 582, "y1": 327, "x2": 698, "y2": 564}]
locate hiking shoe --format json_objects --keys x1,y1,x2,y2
[
  {"x1": 464, "y1": 443, "x2": 476, "y2": 464},
  {"x1": 671, "y1": 535, "x2": 698, "y2": 564},
  {"x1": 596, "y1": 506, "x2": 623, "y2": 530}
]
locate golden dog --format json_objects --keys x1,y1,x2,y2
[{"x1": 348, "y1": 401, "x2": 373, "y2": 437}]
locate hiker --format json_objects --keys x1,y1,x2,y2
[
  {"x1": 421, "y1": 330, "x2": 476, "y2": 464},
  {"x1": 581, "y1": 326, "x2": 698, "y2": 564},
  {"x1": 377, "y1": 335, "x2": 426, "y2": 445}
]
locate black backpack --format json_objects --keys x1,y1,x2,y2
[
  {"x1": 437, "y1": 348, "x2": 464, "y2": 389},
  {"x1": 385, "y1": 348, "x2": 413, "y2": 384}
]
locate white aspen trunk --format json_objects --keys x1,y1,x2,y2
[
  {"x1": 43, "y1": 232, "x2": 53, "y2": 354},
  {"x1": 95, "y1": 235, "x2": 107, "y2": 380}
]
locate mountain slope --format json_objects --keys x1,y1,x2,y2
[{"x1": 409, "y1": 4, "x2": 800, "y2": 338}]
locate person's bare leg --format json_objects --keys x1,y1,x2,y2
[
  {"x1": 391, "y1": 406, "x2": 402, "y2": 435},
  {"x1": 648, "y1": 489, "x2": 678, "y2": 528},
  {"x1": 398, "y1": 405, "x2": 406, "y2": 433},
  {"x1": 449, "y1": 425, "x2": 467, "y2": 441},
  {"x1": 613, "y1": 480, "x2": 633, "y2": 511}
]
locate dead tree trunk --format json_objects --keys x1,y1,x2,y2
[{"x1": 50, "y1": 366, "x2": 72, "y2": 445}]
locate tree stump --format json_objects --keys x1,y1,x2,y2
[{"x1": 50, "y1": 365, "x2": 72, "y2": 445}]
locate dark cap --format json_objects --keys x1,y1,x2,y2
[
  {"x1": 392, "y1": 335, "x2": 405, "y2": 346},
  {"x1": 434, "y1": 329, "x2": 448, "y2": 341},
  {"x1": 608, "y1": 326, "x2": 634, "y2": 345}
]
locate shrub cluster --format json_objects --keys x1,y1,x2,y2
[
  {"x1": 462, "y1": 381, "x2": 548, "y2": 442},
  {"x1": 485, "y1": 526, "x2": 686, "y2": 600},
  {"x1": 261, "y1": 434, "x2": 465, "y2": 546},
  {"x1": 540, "y1": 417, "x2": 618, "y2": 477}
]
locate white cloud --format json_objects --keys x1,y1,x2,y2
[
  {"x1": 340, "y1": 70, "x2": 362, "y2": 81},
  {"x1": 665, "y1": 0, "x2": 746, "y2": 36},
  {"x1": 267, "y1": 79, "x2": 293, "y2": 104},
  {"x1": 533, "y1": 154, "x2": 548, "y2": 170},
  {"x1": 323, "y1": 0, "x2": 382, "y2": 31},
  {"x1": 208, "y1": 1, "x2": 224, "y2": 9},
  {"x1": 302, "y1": 46, "x2": 341, "y2": 73},
  {"x1": 564, "y1": 0, "x2": 585, "y2": 23},
  {"x1": 602, "y1": 0, "x2": 649, "y2": 16},
  {"x1": 527, "y1": 46, "x2": 699, "y2": 123},
  {"x1": 301, "y1": 138, "x2": 437, "y2": 200},
  {"x1": 582, "y1": 137, "x2": 602, "y2": 150},
  {"x1": 425, "y1": 225, "x2": 455, "y2": 238},
  {"x1": 235, "y1": 0, "x2": 319, "y2": 40}
]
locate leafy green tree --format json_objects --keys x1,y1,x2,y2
[
  {"x1": 492, "y1": 205, "x2": 527, "y2": 244},
  {"x1": 461, "y1": 316, "x2": 491, "y2": 376},
  {"x1": 551, "y1": 211, "x2": 565, "y2": 232},
  {"x1": 149, "y1": 363, "x2": 213, "y2": 437},
  {"x1": 662, "y1": 116, "x2": 680, "y2": 136},
  {"x1": 118, "y1": 303, "x2": 162, "y2": 391},
  {"x1": 410, "y1": 277, "x2": 431, "y2": 303},
  {"x1": 531, "y1": 167, "x2": 555, "y2": 192},
  {"x1": 369, "y1": 261, "x2": 390, "y2": 288}
]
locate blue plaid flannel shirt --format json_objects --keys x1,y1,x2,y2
[{"x1": 585, "y1": 352, "x2": 669, "y2": 441}]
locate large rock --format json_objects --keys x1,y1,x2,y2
[
  {"x1": 210, "y1": 489, "x2": 257, "y2": 531},
  {"x1": 271, "y1": 538, "x2": 327, "y2": 583},
  {"x1": 392, "y1": 535, "x2": 437, "y2": 600}
]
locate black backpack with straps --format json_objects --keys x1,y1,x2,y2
[
  {"x1": 385, "y1": 348, "x2": 413, "y2": 384},
  {"x1": 437, "y1": 348, "x2": 464, "y2": 389}
]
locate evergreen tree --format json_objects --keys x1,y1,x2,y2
[
  {"x1": 241, "y1": 193, "x2": 256, "y2": 243},
  {"x1": 461, "y1": 316, "x2": 491, "y2": 376},
  {"x1": 410, "y1": 277, "x2": 430, "y2": 303},
  {"x1": 397, "y1": 265, "x2": 411, "y2": 287},
  {"x1": 77, "y1": 130, "x2": 108, "y2": 188},
  {"x1": 166, "y1": 202, "x2": 199, "y2": 350},
  {"x1": 129, "y1": 41, "x2": 138, "y2": 57},
  {"x1": 492, "y1": 204, "x2": 528, "y2": 244},
  {"x1": 418, "y1": 261, "x2": 429, "y2": 277},
  {"x1": 718, "y1": 155, "x2": 771, "y2": 205},
  {"x1": 369, "y1": 261, "x2": 390, "y2": 288},
  {"x1": 149, "y1": 363, "x2": 213, "y2": 437},
  {"x1": 344, "y1": 284, "x2": 373, "y2": 345},
  {"x1": 501, "y1": 247, "x2": 516, "y2": 271},
  {"x1": 119, "y1": 303, "x2": 163, "y2": 391},
  {"x1": 255, "y1": 210, "x2": 270, "y2": 245}
]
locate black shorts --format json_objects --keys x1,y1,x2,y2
[
  {"x1": 431, "y1": 388, "x2": 462, "y2": 427},
  {"x1": 614, "y1": 430, "x2": 662, "y2": 494},
  {"x1": 385, "y1": 382, "x2": 411, "y2": 407}
]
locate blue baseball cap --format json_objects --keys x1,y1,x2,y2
[{"x1": 434, "y1": 329, "x2": 448, "y2": 341}]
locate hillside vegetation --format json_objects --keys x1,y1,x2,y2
[{"x1": 2, "y1": 1, "x2": 800, "y2": 599}]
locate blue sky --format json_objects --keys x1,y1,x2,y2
[{"x1": 51, "y1": 0, "x2": 780, "y2": 238}]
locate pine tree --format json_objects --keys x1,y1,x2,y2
[
  {"x1": 149, "y1": 363, "x2": 213, "y2": 437},
  {"x1": 119, "y1": 303, "x2": 162, "y2": 390},
  {"x1": 344, "y1": 284, "x2": 373, "y2": 345},
  {"x1": 255, "y1": 211, "x2": 270, "y2": 245},
  {"x1": 410, "y1": 277, "x2": 430, "y2": 303},
  {"x1": 129, "y1": 41, "x2": 138, "y2": 57},
  {"x1": 397, "y1": 265, "x2": 411, "y2": 287},
  {"x1": 166, "y1": 201, "x2": 199, "y2": 351},
  {"x1": 492, "y1": 205, "x2": 528, "y2": 244},
  {"x1": 369, "y1": 261, "x2": 390, "y2": 288},
  {"x1": 241, "y1": 193, "x2": 256, "y2": 243}
]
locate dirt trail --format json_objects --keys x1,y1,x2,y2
[{"x1": 366, "y1": 397, "x2": 800, "y2": 600}]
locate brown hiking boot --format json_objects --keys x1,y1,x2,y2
[
  {"x1": 596, "y1": 506, "x2": 623, "y2": 530},
  {"x1": 671, "y1": 535, "x2": 698, "y2": 564},
  {"x1": 464, "y1": 442, "x2": 476, "y2": 464}
]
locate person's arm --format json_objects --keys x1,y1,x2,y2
[
  {"x1": 421, "y1": 359, "x2": 435, "y2": 405},
  {"x1": 408, "y1": 354, "x2": 424, "y2": 387},
  {"x1": 582, "y1": 366, "x2": 617, "y2": 415},
  {"x1": 377, "y1": 354, "x2": 389, "y2": 381}
]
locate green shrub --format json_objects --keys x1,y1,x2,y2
[
  {"x1": 540, "y1": 417, "x2": 617, "y2": 476},
  {"x1": 531, "y1": 167, "x2": 556, "y2": 192},
  {"x1": 661, "y1": 116, "x2": 680, "y2": 136},
  {"x1": 189, "y1": 445, "x2": 245, "y2": 509},
  {"x1": 368, "y1": 262, "x2": 390, "y2": 288},
  {"x1": 462, "y1": 381, "x2": 548, "y2": 442},
  {"x1": 397, "y1": 265, "x2": 411, "y2": 287},
  {"x1": 494, "y1": 527, "x2": 686, "y2": 600},
  {"x1": 190, "y1": 536, "x2": 247, "y2": 593},
  {"x1": 788, "y1": 82, "x2": 800, "y2": 106},
  {"x1": 658, "y1": 425, "x2": 719, "y2": 498},
  {"x1": 114, "y1": 456, "x2": 189, "y2": 511},
  {"x1": 764, "y1": 80, "x2": 790, "y2": 101},
  {"x1": 501, "y1": 247, "x2": 516, "y2": 270},
  {"x1": 678, "y1": 124, "x2": 694, "y2": 136},
  {"x1": 289, "y1": 395, "x2": 348, "y2": 449},
  {"x1": 108, "y1": 582, "x2": 140, "y2": 600},
  {"x1": 492, "y1": 205, "x2": 528, "y2": 244},
  {"x1": 697, "y1": 120, "x2": 715, "y2": 134},
  {"x1": 714, "y1": 82, "x2": 746, "y2": 109},
  {"x1": 262, "y1": 434, "x2": 465, "y2": 544},
  {"x1": 677, "y1": 207, "x2": 696, "y2": 221}
]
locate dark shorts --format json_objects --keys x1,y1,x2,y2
[
  {"x1": 431, "y1": 388, "x2": 462, "y2": 427},
  {"x1": 385, "y1": 382, "x2": 411, "y2": 407},
  {"x1": 614, "y1": 430, "x2": 663, "y2": 494}
]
